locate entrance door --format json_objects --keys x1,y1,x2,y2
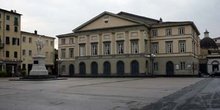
[
  {"x1": 131, "y1": 60, "x2": 139, "y2": 76},
  {"x1": 91, "y1": 62, "x2": 98, "y2": 76},
  {"x1": 117, "y1": 61, "x2": 124, "y2": 76},
  {"x1": 103, "y1": 61, "x2": 111, "y2": 76},
  {"x1": 79, "y1": 62, "x2": 86, "y2": 75},
  {"x1": 69, "y1": 64, "x2": 74, "y2": 76},
  {"x1": 166, "y1": 61, "x2": 174, "y2": 76}
]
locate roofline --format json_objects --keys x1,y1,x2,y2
[
  {"x1": 0, "y1": 8, "x2": 22, "y2": 15},
  {"x1": 74, "y1": 24, "x2": 147, "y2": 33},
  {"x1": 73, "y1": 11, "x2": 148, "y2": 32},
  {"x1": 151, "y1": 21, "x2": 200, "y2": 35},
  {"x1": 117, "y1": 11, "x2": 159, "y2": 22},
  {"x1": 56, "y1": 33, "x2": 75, "y2": 38},
  {"x1": 21, "y1": 31, "x2": 55, "y2": 39}
]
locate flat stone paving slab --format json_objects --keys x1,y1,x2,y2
[{"x1": 0, "y1": 78, "x2": 203, "y2": 110}]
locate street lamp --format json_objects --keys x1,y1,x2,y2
[{"x1": 149, "y1": 54, "x2": 155, "y2": 76}]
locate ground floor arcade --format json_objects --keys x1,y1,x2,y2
[{"x1": 59, "y1": 55, "x2": 199, "y2": 77}]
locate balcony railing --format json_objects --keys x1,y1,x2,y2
[{"x1": 0, "y1": 43, "x2": 4, "y2": 49}]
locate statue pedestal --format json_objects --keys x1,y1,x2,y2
[{"x1": 30, "y1": 54, "x2": 48, "y2": 75}]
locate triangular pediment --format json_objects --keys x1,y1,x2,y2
[{"x1": 74, "y1": 12, "x2": 143, "y2": 32}]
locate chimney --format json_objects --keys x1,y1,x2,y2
[
  {"x1": 34, "y1": 30, "x2": 37, "y2": 34},
  {"x1": 204, "y1": 29, "x2": 209, "y2": 38}
]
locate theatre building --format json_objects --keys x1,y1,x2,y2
[{"x1": 57, "y1": 11, "x2": 200, "y2": 76}]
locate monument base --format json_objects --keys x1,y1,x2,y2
[{"x1": 30, "y1": 54, "x2": 48, "y2": 76}]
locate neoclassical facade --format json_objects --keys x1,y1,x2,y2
[{"x1": 57, "y1": 11, "x2": 200, "y2": 76}]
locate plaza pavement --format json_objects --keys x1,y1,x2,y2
[{"x1": 0, "y1": 77, "x2": 213, "y2": 110}]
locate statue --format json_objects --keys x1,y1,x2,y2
[{"x1": 36, "y1": 36, "x2": 44, "y2": 54}]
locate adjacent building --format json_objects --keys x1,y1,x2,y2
[
  {"x1": 0, "y1": 9, "x2": 22, "y2": 75},
  {"x1": 21, "y1": 31, "x2": 55, "y2": 74},
  {"x1": 199, "y1": 30, "x2": 220, "y2": 74},
  {"x1": 57, "y1": 11, "x2": 200, "y2": 76}
]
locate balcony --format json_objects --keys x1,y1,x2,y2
[{"x1": 0, "y1": 43, "x2": 4, "y2": 49}]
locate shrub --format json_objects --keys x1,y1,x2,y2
[
  {"x1": 0, "y1": 70, "x2": 7, "y2": 77},
  {"x1": 20, "y1": 70, "x2": 26, "y2": 77}
]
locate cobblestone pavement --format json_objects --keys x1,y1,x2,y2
[
  {"x1": 0, "y1": 78, "x2": 204, "y2": 110},
  {"x1": 142, "y1": 78, "x2": 220, "y2": 110}
]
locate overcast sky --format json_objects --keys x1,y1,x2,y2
[{"x1": 1, "y1": 0, "x2": 220, "y2": 48}]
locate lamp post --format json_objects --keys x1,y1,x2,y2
[
  {"x1": 57, "y1": 58, "x2": 63, "y2": 77},
  {"x1": 149, "y1": 54, "x2": 155, "y2": 77}
]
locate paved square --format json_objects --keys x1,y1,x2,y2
[{"x1": 0, "y1": 78, "x2": 203, "y2": 110}]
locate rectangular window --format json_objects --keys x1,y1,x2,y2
[
  {"x1": 69, "y1": 48, "x2": 74, "y2": 58},
  {"x1": 61, "y1": 49, "x2": 66, "y2": 58},
  {"x1": 22, "y1": 64, "x2": 26, "y2": 70},
  {"x1": 29, "y1": 50, "x2": 32, "y2": 56},
  {"x1": 23, "y1": 36, "x2": 26, "y2": 42},
  {"x1": 29, "y1": 38, "x2": 32, "y2": 43},
  {"x1": 50, "y1": 41, "x2": 54, "y2": 46},
  {"x1": 166, "y1": 28, "x2": 172, "y2": 36},
  {"x1": 117, "y1": 41, "x2": 124, "y2": 54},
  {"x1": 178, "y1": 27, "x2": 185, "y2": 35},
  {"x1": 6, "y1": 25, "x2": 10, "y2": 31},
  {"x1": 145, "y1": 40, "x2": 147, "y2": 53},
  {"x1": 14, "y1": 26, "x2": 18, "y2": 32},
  {"x1": 179, "y1": 40, "x2": 186, "y2": 53},
  {"x1": 45, "y1": 40, "x2": 49, "y2": 46},
  {"x1": 6, "y1": 15, "x2": 10, "y2": 20},
  {"x1": 166, "y1": 41, "x2": 173, "y2": 53},
  {"x1": 50, "y1": 52, "x2": 53, "y2": 60},
  {"x1": 45, "y1": 52, "x2": 48, "y2": 57},
  {"x1": 104, "y1": 42, "x2": 111, "y2": 55},
  {"x1": 14, "y1": 17, "x2": 18, "y2": 25},
  {"x1": 69, "y1": 38, "x2": 74, "y2": 44},
  {"x1": 14, "y1": 51, "x2": 17, "y2": 58},
  {"x1": 152, "y1": 42, "x2": 158, "y2": 54},
  {"x1": 91, "y1": 43, "x2": 98, "y2": 56},
  {"x1": 22, "y1": 50, "x2": 26, "y2": 56},
  {"x1": 6, "y1": 51, "x2": 9, "y2": 58},
  {"x1": 131, "y1": 41, "x2": 138, "y2": 54},
  {"x1": 152, "y1": 29, "x2": 158, "y2": 37},
  {"x1": 153, "y1": 62, "x2": 158, "y2": 71},
  {"x1": 79, "y1": 44, "x2": 85, "y2": 56},
  {"x1": 6, "y1": 37, "x2": 10, "y2": 44},
  {"x1": 61, "y1": 39, "x2": 65, "y2": 45},
  {"x1": 180, "y1": 62, "x2": 186, "y2": 70},
  {"x1": 12, "y1": 38, "x2": 17, "y2": 45}
]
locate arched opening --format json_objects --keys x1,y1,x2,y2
[
  {"x1": 166, "y1": 61, "x2": 174, "y2": 76},
  {"x1": 117, "y1": 61, "x2": 124, "y2": 76},
  {"x1": 69, "y1": 64, "x2": 74, "y2": 76},
  {"x1": 103, "y1": 61, "x2": 111, "y2": 76},
  {"x1": 212, "y1": 61, "x2": 219, "y2": 72},
  {"x1": 79, "y1": 62, "x2": 86, "y2": 75},
  {"x1": 91, "y1": 62, "x2": 98, "y2": 76},
  {"x1": 131, "y1": 60, "x2": 139, "y2": 76}
]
